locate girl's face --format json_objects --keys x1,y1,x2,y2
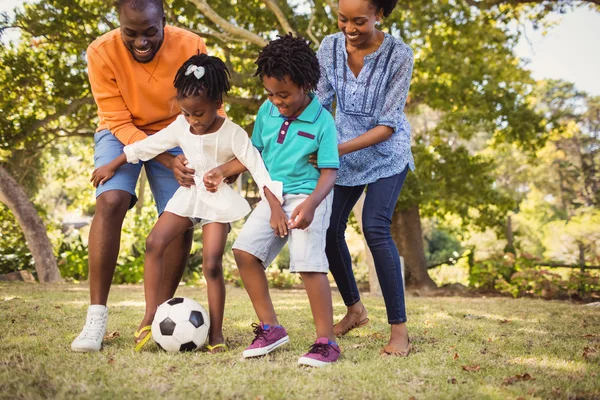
[
  {"x1": 178, "y1": 94, "x2": 222, "y2": 135},
  {"x1": 262, "y1": 75, "x2": 309, "y2": 119},
  {"x1": 338, "y1": 0, "x2": 382, "y2": 48}
]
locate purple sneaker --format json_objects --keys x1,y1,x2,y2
[
  {"x1": 298, "y1": 337, "x2": 341, "y2": 367},
  {"x1": 242, "y1": 322, "x2": 289, "y2": 358}
]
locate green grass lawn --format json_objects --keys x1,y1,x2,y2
[{"x1": 1, "y1": 282, "x2": 599, "y2": 400}]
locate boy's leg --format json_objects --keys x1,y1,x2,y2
[
  {"x1": 138, "y1": 212, "x2": 193, "y2": 337},
  {"x1": 72, "y1": 130, "x2": 141, "y2": 352},
  {"x1": 299, "y1": 272, "x2": 334, "y2": 342},
  {"x1": 200, "y1": 222, "x2": 229, "y2": 349},
  {"x1": 232, "y1": 200, "x2": 289, "y2": 357},
  {"x1": 144, "y1": 148, "x2": 193, "y2": 302}
]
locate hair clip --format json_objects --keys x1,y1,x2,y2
[{"x1": 185, "y1": 65, "x2": 205, "y2": 80}]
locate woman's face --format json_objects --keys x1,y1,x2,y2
[{"x1": 338, "y1": 0, "x2": 382, "y2": 48}]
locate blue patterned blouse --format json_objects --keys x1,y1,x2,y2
[{"x1": 316, "y1": 32, "x2": 415, "y2": 187}]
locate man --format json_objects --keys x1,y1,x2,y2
[{"x1": 71, "y1": 0, "x2": 215, "y2": 352}]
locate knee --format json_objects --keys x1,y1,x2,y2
[
  {"x1": 202, "y1": 256, "x2": 223, "y2": 280},
  {"x1": 95, "y1": 191, "x2": 130, "y2": 218},
  {"x1": 363, "y1": 223, "x2": 390, "y2": 245},
  {"x1": 145, "y1": 233, "x2": 167, "y2": 255}
]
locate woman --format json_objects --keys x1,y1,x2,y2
[{"x1": 315, "y1": 0, "x2": 414, "y2": 356}]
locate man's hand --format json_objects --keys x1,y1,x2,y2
[
  {"x1": 172, "y1": 155, "x2": 195, "y2": 187},
  {"x1": 308, "y1": 153, "x2": 318, "y2": 169},
  {"x1": 288, "y1": 198, "x2": 318, "y2": 230},
  {"x1": 203, "y1": 167, "x2": 224, "y2": 193},
  {"x1": 91, "y1": 164, "x2": 116, "y2": 188},
  {"x1": 270, "y1": 206, "x2": 289, "y2": 238}
]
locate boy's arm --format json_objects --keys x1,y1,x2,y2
[
  {"x1": 288, "y1": 168, "x2": 337, "y2": 230},
  {"x1": 264, "y1": 187, "x2": 289, "y2": 238}
]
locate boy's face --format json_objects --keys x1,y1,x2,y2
[
  {"x1": 338, "y1": 0, "x2": 382, "y2": 48},
  {"x1": 179, "y1": 94, "x2": 222, "y2": 135},
  {"x1": 262, "y1": 75, "x2": 308, "y2": 119},
  {"x1": 119, "y1": 4, "x2": 165, "y2": 64}
]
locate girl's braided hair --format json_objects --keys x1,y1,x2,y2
[{"x1": 173, "y1": 53, "x2": 230, "y2": 102}]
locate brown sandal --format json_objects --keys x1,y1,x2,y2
[
  {"x1": 333, "y1": 316, "x2": 370, "y2": 337},
  {"x1": 381, "y1": 339, "x2": 411, "y2": 357}
]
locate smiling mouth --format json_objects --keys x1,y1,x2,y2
[{"x1": 134, "y1": 47, "x2": 151, "y2": 55}]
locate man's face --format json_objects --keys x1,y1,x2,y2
[{"x1": 119, "y1": 4, "x2": 165, "y2": 63}]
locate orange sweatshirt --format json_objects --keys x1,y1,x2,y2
[{"x1": 87, "y1": 26, "x2": 221, "y2": 145}]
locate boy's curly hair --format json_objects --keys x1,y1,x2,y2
[
  {"x1": 173, "y1": 53, "x2": 230, "y2": 102},
  {"x1": 370, "y1": 0, "x2": 399, "y2": 17},
  {"x1": 254, "y1": 33, "x2": 320, "y2": 91}
]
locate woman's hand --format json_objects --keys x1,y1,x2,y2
[
  {"x1": 172, "y1": 155, "x2": 195, "y2": 187},
  {"x1": 91, "y1": 164, "x2": 116, "y2": 188}
]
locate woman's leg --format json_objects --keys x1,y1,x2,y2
[
  {"x1": 200, "y1": 222, "x2": 229, "y2": 351},
  {"x1": 362, "y1": 167, "x2": 410, "y2": 352},
  {"x1": 136, "y1": 212, "x2": 193, "y2": 340},
  {"x1": 325, "y1": 184, "x2": 369, "y2": 335}
]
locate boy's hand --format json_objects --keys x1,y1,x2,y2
[
  {"x1": 173, "y1": 155, "x2": 195, "y2": 187},
  {"x1": 270, "y1": 206, "x2": 289, "y2": 238},
  {"x1": 203, "y1": 167, "x2": 224, "y2": 192},
  {"x1": 288, "y1": 198, "x2": 317, "y2": 230},
  {"x1": 91, "y1": 165, "x2": 116, "y2": 188}
]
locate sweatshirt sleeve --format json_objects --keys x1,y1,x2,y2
[{"x1": 86, "y1": 45, "x2": 148, "y2": 145}]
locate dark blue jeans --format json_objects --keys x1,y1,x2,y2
[{"x1": 326, "y1": 167, "x2": 408, "y2": 324}]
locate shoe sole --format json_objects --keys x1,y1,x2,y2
[
  {"x1": 71, "y1": 344, "x2": 102, "y2": 352},
  {"x1": 297, "y1": 356, "x2": 335, "y2": 367},
  {"x1": 242, "y1": 335, "x2": 289, "y2": 358}
]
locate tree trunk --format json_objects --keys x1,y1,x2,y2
[
  {"x1": 352, "y1": 191, "x2": 381, "y2": 296},
  {"x1": 391, "y1": 205, "x2": 437, "y2": 290},
  {"x1": 0, "y1": 165, "x2": 62, "y2": 283}
]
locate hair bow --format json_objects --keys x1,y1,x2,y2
[{"x1": 185, "y1": 65, "x2": 205, "y2": 80}]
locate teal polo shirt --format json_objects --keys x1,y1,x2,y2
[{"x1": 252, "y1": 94, "x2": 339, "y2": 195}]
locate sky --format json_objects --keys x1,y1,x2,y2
[{"x1": 1, "y1": 0, "x2": 599, "y2": 95}]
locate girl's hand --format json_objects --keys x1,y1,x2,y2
[
  {"x1": 203, "y1": 167, "x2": 224, "y2": 192},
  {"x1": 270, "y1": 206, "x2": 289, "y2": 238},
  {"x1": 288, "y1": 198, "x2": 317, "y2": 230},
  {"x1": 91, "y1": 165, "x2": 116, "y2": 188},
  {"x1": 308, "y1": 153, "x2": 318, "y2": 169}
]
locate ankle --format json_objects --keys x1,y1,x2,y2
[{"x1": 348, "y1": 302, "x2": 366, "y2": 316}]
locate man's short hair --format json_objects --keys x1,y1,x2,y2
[{"x1": 116, "y1": 0, "x2": 164, "y2": 14}]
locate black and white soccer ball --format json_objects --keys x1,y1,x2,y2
[{"x1": 151, "y1": 297, "x2": 209, "y2": 352}]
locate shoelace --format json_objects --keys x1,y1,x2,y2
[
  {"x1": 250, "y1": 323, "x2": 268, "y2": 344},
  {"x1": 79, "y1": 314, "x2": 105, "y2": 340},
  {"x1": 307, "y1": 343, "x2": 332, "y2": 357}
]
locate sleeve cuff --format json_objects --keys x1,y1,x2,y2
[
  {"x1": 259, "y1": 180, "x2": 284, "y2": 205},
  {"x1": 123, "y1": 144, "x2": 140, "y2": 164}
]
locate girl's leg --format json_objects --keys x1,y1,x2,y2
[
  {"x1": 233, "y1": 249, "x2": 278, "y2": 326},
  {"x1": 200, "y1": 222, "x2": 229, "y2": 350},
  {"x1": 362, "y1": 168, "x2": 410, "y2": 352},
  {"x1": 325, "y1": 184, "x2": 369, "y2": 335},
  {"x1": 136, "y1": 212, "x2": 193, "y2": 340},
  {"x1": 300, "y1": 272, "x2": 335, "y2": 342}
]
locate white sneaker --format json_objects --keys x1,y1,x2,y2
[{"x1": 71, "y1": 305, "x2": 108, "y2": 352}]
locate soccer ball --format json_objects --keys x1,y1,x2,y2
[{"x1": 151, "y1": 297, "x2": 210, "y2": 352}]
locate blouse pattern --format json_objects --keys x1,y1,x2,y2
[
  {"x1": 316, "y1": 32, "x2": 415, "y2": 186},
  {"x1": 124, "y1": 115, "x2": 283, "y2": 223}
]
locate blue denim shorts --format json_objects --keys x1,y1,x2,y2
[{"x1": 93, "y1": 129, "x2": 183, "y2": 215}]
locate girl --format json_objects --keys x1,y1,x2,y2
[
  {"x1": 91, "y1": 54, "x2": 283, "y2": 352},
  {"x1": 205, "y1": 34, "x2": 341, "y2": 367},
  {"x1": 315, "y1": 0, "x2": 415, "y2": 356}
]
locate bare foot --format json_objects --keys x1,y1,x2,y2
[
  {"x1": 381, "y1": 322, "x2": 410, "y2": 356},
  {"x1": 333, "y1": 301, "x2": 369, "y2": 337},
  {"x1": 134, "y1": 318, "x2": 153, "y2": 349},
  {"x1": 207, "y1": 334, "x2": 227, "y2": 353}
]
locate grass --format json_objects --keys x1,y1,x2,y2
[{"x1": 1, "y1": 282, "x2": 599, "y2": 400}]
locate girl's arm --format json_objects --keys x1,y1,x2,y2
[
  {"x1": 91, "y1": 153, "x2": 127, "y2": 188},
  {"x1": 123, "y1": 119, "x2": 181, "y2": 164}
]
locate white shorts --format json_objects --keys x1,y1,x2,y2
[{"x1": 232, "y1": 192, "x2": 333, "y2": 273}]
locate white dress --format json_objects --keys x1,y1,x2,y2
[{"x1": 123, "y1": 115, "x2": 283, "y2": 223}]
